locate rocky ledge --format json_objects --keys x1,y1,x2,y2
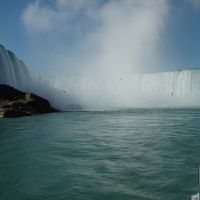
[{"x1": 0, "y1": 84, "x2": 59, "y2": 118}]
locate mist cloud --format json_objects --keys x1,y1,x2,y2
[
  {"x1": 22, "y1": 0, "x2": 96, "y2": 33},
  {"x1": 22, "y1": 0, "x2": 171, "y2": 109}
]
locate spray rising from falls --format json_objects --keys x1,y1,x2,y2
[
  {"x1": 52, "y1": 67, "x2": 200, "y2": 109},
  {"x1": 1, "y1": 44, "x2": 200, "y2": 110}
]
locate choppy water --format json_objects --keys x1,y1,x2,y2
[{"x1": 0, "y1": 108, "x2": 200, "y2": 200}]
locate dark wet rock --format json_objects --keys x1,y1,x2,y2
[{"x1": 0, "y1": 84, "x2": 59, "y2": 118}]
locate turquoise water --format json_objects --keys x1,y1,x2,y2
[{"x1": 0, "y1": 108, "x2": 200, "y2": 200}]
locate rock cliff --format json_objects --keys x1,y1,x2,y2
[{"x1": 0, "y1": 84, "x2": 58, "y2": 118}]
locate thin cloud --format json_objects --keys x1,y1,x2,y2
[
  {"x1": 21, "y1": 0, "x2": 96, "y2": 33},
  {"x1": 22, "y1": 0, "x2": 58, "y2": 32},
  {"x1": 187, "y1": 0, "x2": 200, "y2": 10}
]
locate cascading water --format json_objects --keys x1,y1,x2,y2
[
  {"x1": 0, "y1": 44, "x2": 79, "y2": 110},
  {"x1": 1, "y1": 43, "x2": 200, "y2": 109},
  {"x1": 0, "y1": 44, "x2": 31, "y2": 90},
  {"x1": 137, "y1": 69, "x2": 200, "y2": 97}
]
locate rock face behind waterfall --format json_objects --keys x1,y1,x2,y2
[
  {"x1": 0, "y1": 44, "x2": 31, "y2": 90},
  {"x1": 0, "y1": 84, "x2": 58, "y2": 118}
]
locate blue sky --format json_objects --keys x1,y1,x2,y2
[
  {"x1": 1, "y1": 0, "x2": 200, "y2": 76},
  {"x1": 0, "y1": 1, "x2": 27, "y2": 55}
]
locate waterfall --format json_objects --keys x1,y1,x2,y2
[
  {"x1": 1, "y1": 43, "x2": 200, "y2": 108},
  {"x1": 119, "y1": 69, "x2": 200, "y2": 107},
  {"x1": 137, "y1": 69, "x2": 200, "y2": 97},
  {"x1": 0, "y1": 44, "x2": 31, "y2": 90},
  {"x1": 0, "y1": 44, "x2": 78, "y2": 110}
]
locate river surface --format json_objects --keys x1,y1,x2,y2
[{"x1": 0, "y1": 108, "x2": 200, "y2": 200}]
